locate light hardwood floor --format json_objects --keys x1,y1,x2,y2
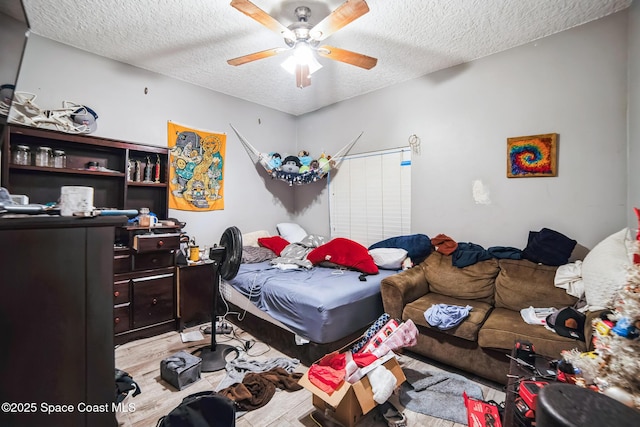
[{"x1": 115, "y1": 324, "x2": 506, "y2": 427}]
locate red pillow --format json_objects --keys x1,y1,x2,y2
[
  {"x1": 307, "y1": 238, "x2": 379, "y2": 274},
  {"x1": 258, "y1": 236, "x2": 289, "y2": 256}
]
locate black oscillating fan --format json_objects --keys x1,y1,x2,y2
[{"x1": 194, "y1": 226, "x2": 243, "y2": 372}]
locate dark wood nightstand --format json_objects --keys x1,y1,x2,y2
[{"x1": 177, "y1": 261, "x2": 216, "y2": 330}]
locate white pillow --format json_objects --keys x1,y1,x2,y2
[
  {"x1": 368, "y1": 248, "x2": 408, "y2": 270},
  {"x1": 276, "y1": 222, "x2": 307, "y2": 243},
  {"x1": 242, "y1": 230, "x2": 271, "y2": 247},
  {"x1": 581, "y1": 228, "x2": 632, "y2": 311}
]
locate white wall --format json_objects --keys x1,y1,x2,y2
[
  {"x1": 296, "y1": 11, "x2": 630, "y2": 250},
  {"x1": 11, "y1": 10, "x2": 633, "y2": 250},
  {"x1": 629, "y1": 1, "x2": 640, "y2": 229},
  {"x1": 15, "y1": 35, "x2": 298, "y2": 247}
]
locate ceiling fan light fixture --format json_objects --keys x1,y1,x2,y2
[{"x1": 280, "y1": 42, "x2": 322, "y2": 75}]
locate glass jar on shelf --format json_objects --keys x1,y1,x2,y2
[
  {"x1": 52, "y1": 150, "x2": 67, "y2": 168},
  {"x1": 11, "y1": 145, "x2": 31, "y2": 165},
  {"x1": 35, "y1": 146, "x2": 52, "y2": 167}
]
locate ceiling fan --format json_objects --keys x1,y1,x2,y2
[{"x1": 227, "y1": 0, "x2": 377, "y2": 88}]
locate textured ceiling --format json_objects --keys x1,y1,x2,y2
[{"x1": 8, "y1": 0, "x2": 634, "y2": 116}]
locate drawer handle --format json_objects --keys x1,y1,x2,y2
[
  {"x1": 157, "y1": 240, "x2": 164, "y2": 247},
  {"x1": 152, "y1": 298, "x2": 158, "y2": 305},
  {"x1": 115, "y1": 317, "x2": 120, "y2": 324},
  {"x1": 114, "y1": 291, "x2": 120, "y2": 297}
]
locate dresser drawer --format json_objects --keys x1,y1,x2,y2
[
  {"x1": 114, "y1": 253, "x2": 131, "y2": 274},
  {"x1": 113, "y1": 280, "x2": 130, "y2": 305},
  {"x1": 132, "y1": 233, "x2": 180, "y2": 253},
  {"x1": 132, "y1": 273, "x2": 174, "y2": 328},
  {"x1": 132, "y1": 251, "x2": 175, "y2": 271},
  {"x1": 114, "y1": 305, "x2": 131, "y2": 334}
]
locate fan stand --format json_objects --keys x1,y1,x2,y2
[{"x1": 193, "y1": 227, "x2": 243, "y2": 372}]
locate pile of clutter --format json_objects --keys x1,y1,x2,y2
[
  {"x1": 298, "y1": 313, "x2": 418, "y2": 427},
  {"x1": 1, "y1": 86, "x2": 98, "y2": 134},
  {"x1": 559, "y1": 238, "x2": 640, "y2": 409},
  {"x1": 306, "y1": 314, "x2": 418, "y2": 403}
]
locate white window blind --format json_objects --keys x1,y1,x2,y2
[{"x1": 329, "y1": 148, "x2": 411, "y2": 247}]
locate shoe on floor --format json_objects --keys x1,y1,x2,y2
[{"x1": 379, "y1": 402, "x2": 407, "y2": 427}]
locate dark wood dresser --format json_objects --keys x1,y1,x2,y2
[
  {"x1": 0, "y1": 215, "x2": 127, "y2": 427},
  {"x1": 113, "y1": 226, "x2": 182, "y2": 344}
]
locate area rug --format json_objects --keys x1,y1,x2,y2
[{"x1": 399, "y1": 368, "x2": 484, "y2": 425}]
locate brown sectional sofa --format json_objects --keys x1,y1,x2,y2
[{"x1": 381, "y1": 251, "x2": 598, "y2": 385}]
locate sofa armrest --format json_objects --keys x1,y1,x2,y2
[{"x1": 380, "y1": 265, "x2": 429, "y2": 320}]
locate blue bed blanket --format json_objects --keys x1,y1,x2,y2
[{"x1": 226, "y1": 262, "x2": 399, "y2": 344}]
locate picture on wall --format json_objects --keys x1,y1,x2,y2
[
  {"x1": 507, "y1": 133, "x2": 558, "y2": 178},
  {"x1": 167, "y1": 121, "x2": 226, "y2": 211}
]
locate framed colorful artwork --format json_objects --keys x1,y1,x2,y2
[{"x1": 507, "y1": 133, "x2": 558, "y2": 178}]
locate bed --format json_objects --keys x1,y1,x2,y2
[
  {"x1": 217, "y1": 223, "x2": 431, "y2": 366},
  {"x1": 219, "y1": 226, "x2": 412, "y2": 364},
  {"x1": 224, "y1": 261, "x2": 398, "y2": 341}
]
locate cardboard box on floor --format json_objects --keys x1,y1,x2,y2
[{"x1": 298, "y1": 352, "x2": 406, "y2": 427}]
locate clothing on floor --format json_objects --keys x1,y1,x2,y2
[
  {"x1": 217, "y1": 367, "x2": 302, "y2": 411},
  {"x1": 215, "y1": 356, "x2": 300, "y2": 391},
  {"x1": 115, "y1": 368, "x2": 141, "y2": 404},
  {"x1": 424, "y1": 304, "x2": 472, "y2": 330}
]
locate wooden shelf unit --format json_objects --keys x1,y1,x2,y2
[
  {"x1": 1, "y1": 124, "x2": 182, "y2": 346},
  {"x1": 1, "y1": 124, "x2": 169, "y2": 216}
]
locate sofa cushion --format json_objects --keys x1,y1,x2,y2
[
  {"x1": 494, "y1": 259, "x2": 578, "y2": 311},
  {"x1": 478, "y1": 308, "x2": 587, "y2": 357},
  {"x1": 422, "y1": 252, "x2": 499, "y2": 304},
  {"x1": 404, "y1": 292, "x2": 493, "y2": 342}
]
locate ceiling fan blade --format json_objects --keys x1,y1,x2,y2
[
  {"x1": 227, "y1": 47, "x2": 286, "y2": 66},
  {"x1": 230, "y1": 0, "x2": 294, "y2": 40},
  {"x1": 317, "y1": 45, "x2": 377, "y2": 70},
  {"x1": 310, "y1": 0, "x2": 370, "y2": 41},
  {"x1": 295, "y1": 64, "x2": 311, "y2": 89}
]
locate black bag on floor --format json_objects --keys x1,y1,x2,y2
[{"x1": 157, "y1": 391, "x2": 236, "y2": 427}]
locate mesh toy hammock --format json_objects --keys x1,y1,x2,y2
[{"x1": 230, "y1": 123, "x2": 362, "y2": 186}]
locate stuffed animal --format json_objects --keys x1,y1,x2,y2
[
  {"x1": 298, "y1": 150, "x2": 312, "y2": 166},
  {"x1": 281, "y1": 155, "x2": 301, "y2": 173},
  {"x1": 318, "y1": 156, "x2": 332, "y2": 174},
  {"x1": 266, "y1": 152, "x2": 282, "y2": 170}
]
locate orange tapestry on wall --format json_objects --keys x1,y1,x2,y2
[{"x1": 168, "y1": 121, "x2": 225, "y2": 211}]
